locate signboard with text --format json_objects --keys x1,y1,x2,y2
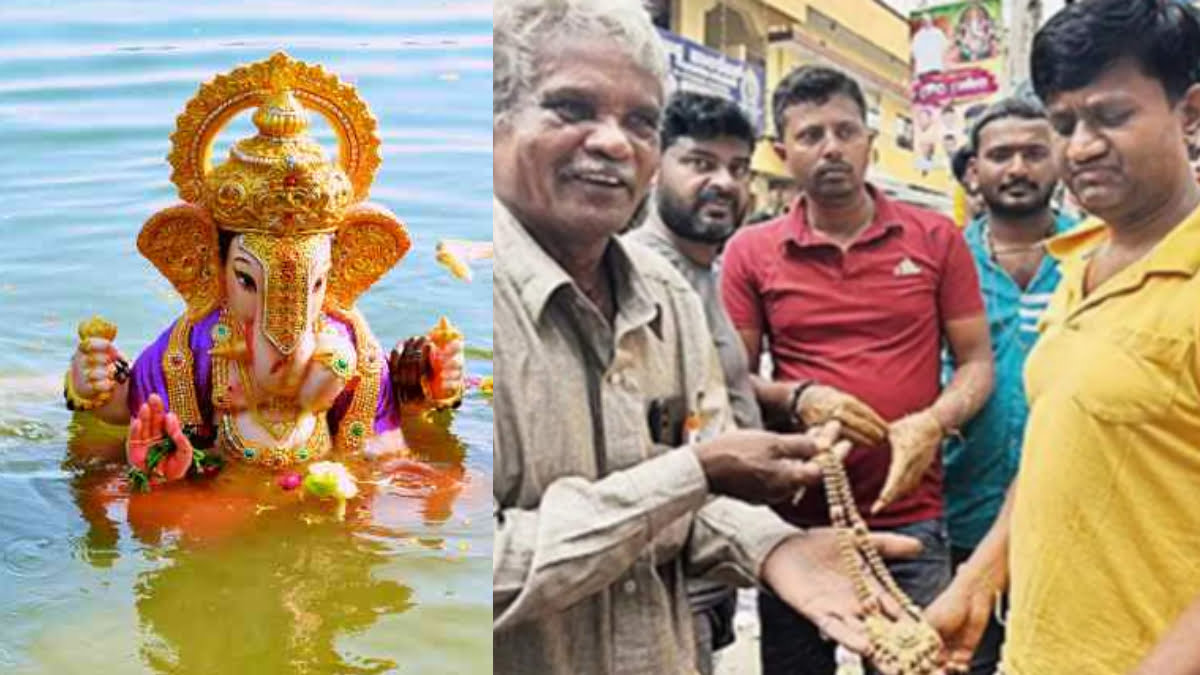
[
  {"x1": 908, "y1": 0, "x2": 1004, "y2": 171},
  {"x1": 659, "y1": 29, "x2": 766, "y2": 135}
]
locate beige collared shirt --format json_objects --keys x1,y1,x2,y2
[{"x1": 493, "y1": 199, "x2": 798, "y2": 674}]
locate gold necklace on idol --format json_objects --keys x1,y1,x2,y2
[{"x1": 210, "y1": 308, "x2": 332, "y2": 468}]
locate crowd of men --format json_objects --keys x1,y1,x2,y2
[{"x1": 493, "y1": 0, "x2": 1200, "y2": 673}]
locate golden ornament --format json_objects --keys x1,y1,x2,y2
[{"x1": 817, "y1": 451, "x2": 943, "y2": 675}]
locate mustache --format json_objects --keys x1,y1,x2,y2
[
  {"x1": 1068, "y1": 163, "x2": 1119, "y2": 180},
  {"x1": 562, "y1": 161, "x2": 634, "y2": 188},
  {"x1": 815, "y1": 162, "x2": 853, "y2": 177},
  {"x1": 999, "y1": 178, "x2": 1039, "y2": 192},
  {"x1": 696, "y1": 186, "x2": 739, "y2": 208}
]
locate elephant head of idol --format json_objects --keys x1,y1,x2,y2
[{"x1": 137, "y1": 53, "x2": 410, "y2": 395}]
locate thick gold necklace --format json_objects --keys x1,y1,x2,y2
[
  {"x1": 818, "y1": 450, "x2": 943, "y2": 675},
  {"x1": 218, "y1": 410, "x2": 331, "y2": 468}
]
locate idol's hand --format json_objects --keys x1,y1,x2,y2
[
  {"x1": 299, "y1": 328, "x2": 357, "y2": 413},
  {"x1": 70, "y1": 337, "x2": 125, "y2": 405},
  {"x1": 424, "y1": 332, "x2": 465, "y2": 404},
  {"x1": 127, "y1": 394, "x2": 194, "y2": 482}
]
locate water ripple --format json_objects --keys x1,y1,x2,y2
[
  {"x1": 0, "y1": 418, "x2": 58, "y2": 442},
  {"x1": 2, "y1": 536, "x2": 71, "y2": 578}
]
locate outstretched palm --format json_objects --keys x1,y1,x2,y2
[{"x1": 127, "y1": 393, "x2": 194, "y2": 483}]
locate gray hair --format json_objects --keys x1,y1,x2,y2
[{"x1": 494, "y1": 0, "x2": 667, "y2": 123}]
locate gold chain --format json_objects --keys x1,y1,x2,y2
[
  {"x1": 818, "y1": 451, "x2": 943, "y2": 675},
  {"x1": 218, "y1": 410, "x2": 331, "y2": 468}
]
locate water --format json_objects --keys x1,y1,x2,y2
[{"x1": 0, "y1": 2, "x2": 493, "y2": 673}]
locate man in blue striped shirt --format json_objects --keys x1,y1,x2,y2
[{"x1": 941, "y1": 97, "x2": 1076, "y2": 674}]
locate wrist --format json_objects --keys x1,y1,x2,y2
[
  {"x1": 389, "y1": 337, "x2": 428, "y2": 404},
  {"x1": 955, "y1": 558, "x2": 1005, "y2": 596},
  {"x1": 64, "y1": 370, "x2": 110, "y2": 411},
  {"x1": 758, "y1": 533, "x2": 797, "y2": 589},
  {"x1": 920, "y1": 407, "x2": 951, "y2": 439},
  {"x1": 787, "y1": 380, "x2": 817, "y2": 424},
  {"x1": 928, "y1": 395, "x2": 969, "y2": 440}
]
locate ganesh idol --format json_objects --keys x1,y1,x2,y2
[{"x1": 61, "y1": 53, "x2": 465, "y2": 488}]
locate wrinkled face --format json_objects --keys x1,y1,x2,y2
[
  {"x1": 775, "y1": 94, "x2": 874, "y2": 204},
  {"x1": 1045, "y1": 58, "x2": 1199, "y2": 225},
  {"x1": 224, "y1": 233, "x2": 332, "y2": 358},
  {"x1": 656, "y1": 135, "x2": 753, "y2": 244},
  {"x1": 494, "y1": 38, "x2": 663, "y2": 251},
  {"x1": 972, "y1": 116, "x2": 1059, "y2": 219}
]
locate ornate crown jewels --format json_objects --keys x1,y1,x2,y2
[
  {"x1": 168, "y1": 51, "x2": 380, "y2": 235},
  {"x1": 137, "y1": 52, "x2": 411, "y2": 320}
]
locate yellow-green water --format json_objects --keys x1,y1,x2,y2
[{"x1": 0, "y1": 2, "x2": 493, "y2": 673}]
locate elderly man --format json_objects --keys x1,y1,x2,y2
[
  {"x1": 624, "y1": 91, "x2": 761, "y2": 674},
  {"x1": 928, "y1": 1, "x2": 1200, "y2": 673},
  {"x1": 492, "y1": 1, "x2": 917, "y2": 673}
]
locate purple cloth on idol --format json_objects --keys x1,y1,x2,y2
[{"x1": 127, "y1": 309, "x2": 400, "y2": 435}]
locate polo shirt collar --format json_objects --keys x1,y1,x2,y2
[
  {"x1": 494, "y1": 197, "x2": 662, "y2": 335},
  {"x1": 964, "y1": 209, "x2": 1076, "y2": 250},
  {"x1": 1047, "y1": 201, "x2": 1200, "y2": 277},
  {"x1": 783, "y1": 183, "x2": 904, "y2": 250},
  {"x1": 1146, "y1": 201, "x2": 1200, "y2": 275}
]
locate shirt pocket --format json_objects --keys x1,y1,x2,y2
[{"x1": 1068, "y1": 326, "x2": 1188, "y2": 424}]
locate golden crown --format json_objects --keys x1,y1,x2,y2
[{"x1": 167, "y1": 52, "x2": 381, "y2": 234}]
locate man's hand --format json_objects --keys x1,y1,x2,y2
[
  {"x1": 761, "y1": 529, "x2": 924, "y2": 657},
  {"x1": 873, "y1": 410, "x2": 943, "y2": 514},
  {"x1": 796, "y1": 385, "x2": 888, "y2": 447},
  {"x1": 693, "y1": 427, "x2": 843, "y2": 504},
  {"x1": 925, "y1": 567, "x2": 997, "y2": 673}
]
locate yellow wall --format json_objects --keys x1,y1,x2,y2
[{"x1": 766, "y1": 0, "x2": 910, "y2": 62}]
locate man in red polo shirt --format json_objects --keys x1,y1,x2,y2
[{"x1": 721, "y1": 65, "x2": 994, "y2": 674}]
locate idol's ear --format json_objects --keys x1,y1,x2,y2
[
  {"x1": 137, "y1": 203, "x2": 223, "y2": 319},
  {"x1": 325, "y1": 202, "x2": 412, "y2": 312}
]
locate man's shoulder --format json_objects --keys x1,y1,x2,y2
[
  {"x1": 621, "y1": 237, "x2": 697, "y2": 298},
  {"x1": 623, "y1": 225, "x2": 680, "y2": 265},
  {"x1": 886, "y1": 197, "x2": 958, "y2": 236},
  {"x1": 1046, "y1": 217, "x2": 1107, "y2": 262},
  {"x1": 726, "y1": 214, "x2": 789, "y2": 254}
]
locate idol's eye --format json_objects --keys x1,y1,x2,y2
[
  {"x1": 312, "y1": 276, "x2": 325, "y2": 293},
  {"x1": 235, "y1": 271, "x2": 257, "y2": 292}
]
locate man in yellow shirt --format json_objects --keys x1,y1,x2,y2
[{"x1": 927, "y1": 1, "x2": 1200, "y2": 673}]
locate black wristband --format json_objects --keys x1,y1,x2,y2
[{"x1": 787, "y1": 379, "x2": 817, "y2": 426}]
